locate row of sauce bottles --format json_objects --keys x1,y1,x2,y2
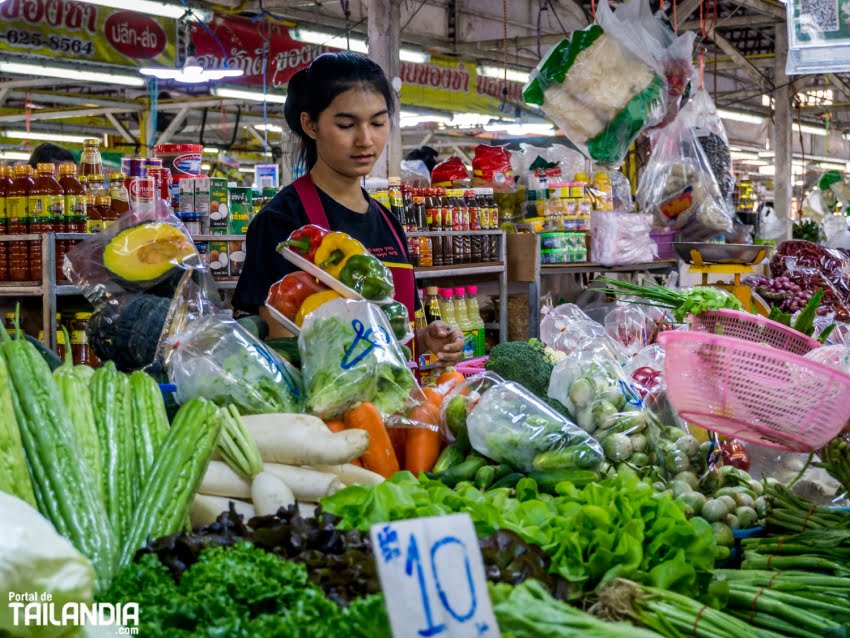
[{"x1": 388, "y1": 182, "x2": 501, "y2": 267}]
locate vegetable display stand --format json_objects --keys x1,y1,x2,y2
[
  {"x1": 689, "y1": 308, "x2": 821, "y2": 356},
  {"x1": 675, "y1": 242, "x2": 770, "y2": 316},
  {"x1": 657, "y1": 331, "x2": 850, "y2": 452}
]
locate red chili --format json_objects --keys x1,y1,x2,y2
[{"x1": 278, "y1": 224, "x2": 329, "y2": 262}]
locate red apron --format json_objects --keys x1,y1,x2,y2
[{"x1": 292, "y1": 174, "x2": 417, "y2": 320}]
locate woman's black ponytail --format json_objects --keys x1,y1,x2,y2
[{"x1": 283, "y1": 51, "x2": 395, "y2": 170}]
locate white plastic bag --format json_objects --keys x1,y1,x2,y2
[
  {"x1": 299, "y1": 298, "x2": 417, "y2": 420},
  {"x1": 0, "y1": 493, "x2": 95, "y2": 638},
  {"x1": 168, "y1": 315, "x2": 304, "y2": 415},
  {"x1": 591, "y1": 211, "x2": 657, "y2": 266}
]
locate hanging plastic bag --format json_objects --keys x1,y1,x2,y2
[
  {"x1": 64, "y1": 195, "x2": 218, "y2": 373},
  {"x1": 523, "y1": 0, "x2": 667, "y2": 166},
  {"x1": 770, "y1": 240, "x2": 850, "y2": 321},
  {"x1": 432, "y1": 157, "x2": 470, "y2": 187},
  {"x1": 690, "y1": 87, "x2": 736, "y2": 204},
  {"x1": 604, "y1": 302, "x2": 672, "y2": 356},
  {"x1": 401, "y1": 159, "x2": 432, "y2": 187},
  {"x1": 167, "y1": 315, "x2": 303, "y2": 415},
  {"x1": 299, "y1": 298, "x2": 417, "y2": 420},
  {"x1": 590, "y1": 211, "x2": 657, "y2": 266},
  {"x1": 447, "y1": 372, "x2": 603, "y2": 472},
  {"x1": 804, "y1": 344, "x2": 850, "y2": 375},
  {"x1": 638, "y1": 95, "x2": 734, "y2": 241}
]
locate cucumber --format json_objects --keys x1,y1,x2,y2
[
  {"x1": 433, "y1": 444, "x2": 465, "y2": 475},
  {"x1": 92, "y1": 363, "x2": 136, "y2": 545},
  {"x1": 474, "y1": 465, "x2": 496, "y2": 490},
  {"x1": 437, "y1": 455, "x2": 487, "y2": 487},
  {"x1": 0, "y1": 330, "x2": 115, "y2": 591},
  {"x1": 490, "y1": 472, "x2": 524, "y2": 490},
  {"x1": 528, "y1": 469, "x2": 599, "y2": 494},
  {"x1": 119, "y1": 398, "x2": 221, "y2": 568}
]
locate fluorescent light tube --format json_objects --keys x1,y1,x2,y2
[
  {"x1": 0, "y1": 60, "x2": 144, "y2": 87},
  {"x1": 201, "y1": 163, "x2": 211, "y2": 171},
  {"x1": 483, "y1": 122, "x2": 554, "y2": 136},
  {"x1": 75, "y1": 0, "x2": 209, "y2": 20},
  {"x1": 291, "y1": 29, "x2": 368, "y2": 53},
  {"x1": 758, "y1": 150, "x2": 775, "y2": 158},
  {"x1": 0, "y1": 151, "x2": 31, "y2": 161},
  {"x1": 254, "y1": 123, "x2": 284, "y2": 132},
  {"x1": 140, "y1": 65, "x2": 243, "y2": 83},
  {"x1": 717, "y1": 109, "x2": 765, "y2": 125},
  {"x1": 203, "y1": 147, "x2": 219, "y2": 154},
  {"x1": 400, "y1": 113, "x2": 452, "y2": 128},
  {"x1": 477, "y1": 65, "x2": 530, "y2": 84},
  {"x1": 212, "y1": 87, "x2": 287, "y2": 104},
  {"x1": 238, "y1": 167, "x2": 255, "y2": 173},
  {"x1": 793, "y1": 123, "x2": 827, "y2": 136},
  {"x1": 758, "y1": 165, "x2": 776, "y2": 175},
  {"x1": 4, "y1": 130, "x2": 89, "y2": 144},
  {"x1": 400, "y1": 49, "x2": 429, "y2": 64}
]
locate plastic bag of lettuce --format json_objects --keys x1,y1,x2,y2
[{"x1": 299, "y1": 298, "x2": 416, "y2": 420}]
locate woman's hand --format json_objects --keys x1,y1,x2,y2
[{"x1": 418, "y1": 321, "x2": 464, "y2": 365}]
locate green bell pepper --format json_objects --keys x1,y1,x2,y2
[
  {"x1": 382, "y1": 301, "x2": 410, "y2": 340},
  {"x1": 339, "y1": 254, "x2": 395, "y2": 300}
]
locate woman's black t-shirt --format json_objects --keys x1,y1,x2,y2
[{"x1": 232, "y1": 184, "x2": 417, "y2": 314}]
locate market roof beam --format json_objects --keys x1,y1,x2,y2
[
  {"x1": 727, "y1": 0, "x2": 786, "y2": 19},
  {"x1": 105, "y1": 113, "x2": 137, "y2": 145},
  {"x1": 4, "y1": 90, "x2": 145, "y2": 110},
  {"x1": 0, "y1": 106, "x2": 139, "y2": 123},
  {"x1": 706, "y1": 27, "x2": 772, "y2": 91},
  {"x1": 826, "y1": 74, "x2": 850, "y2": 102},
  {"x1": 155, "y1": 106, "x2": 191, "y2": 146},
  {"x1": 678, "y1": 14, "x2": 781, "y2": 31},
  {"x1": 672, "y1": 0, "x2": 704, "y2": 28}
]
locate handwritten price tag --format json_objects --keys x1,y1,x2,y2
[{"x1": 370, "y1": 514, "x2": 499, "y2": 638}]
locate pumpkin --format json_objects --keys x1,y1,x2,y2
[{"x1": 103, "y1": 222, "x2": 196, "y2": 289}]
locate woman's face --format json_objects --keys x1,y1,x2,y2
[{"x1": 302, "y1": 86, "x2": 390, "y2": 178}]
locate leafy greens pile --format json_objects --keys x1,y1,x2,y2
[
  {"x1": 322, "y1": 470, "x2": 718, "y2": 600},
  {"x1": 300, "y1": 313, "x2": 414, "y2": 419},
  {"x1": 100, "y1": 542, "x2": 391, "y2": 638}
]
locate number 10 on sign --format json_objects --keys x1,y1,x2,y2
[{"x1": 370, "y1": 513, "x2": 499, "y2": 638}]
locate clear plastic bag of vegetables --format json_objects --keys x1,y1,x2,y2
[
  {"x1": 638, "y1": 94, "x2": 734, "y2": 242},
  {"x1": 540, "y1": 303, "x2": 628, "y2": 361},
  {"x1": 167, "y1": 314, "x2": 303, "y2": 415},
  {"x1": 547, "y1": 348, "x2": 654, "y2": 469},
  {"x1": 442, "y1": 372, "x2": 603, "y2": 472},
  {"x1": 298, "y1": 298, "x2": 416, "y2": 420}
]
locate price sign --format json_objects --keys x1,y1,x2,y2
[{"x1": 370, "y1": 514, "x2": 499, "y2": 638}]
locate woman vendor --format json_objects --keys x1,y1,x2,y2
[{"x1": 233, "y1": 51, "x2": 463, "y2": 365}]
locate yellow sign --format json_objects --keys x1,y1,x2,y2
[
  {"x1": 0, "y1": 0, "x2": 176, "y2": 67},
  {"x1": 400, "y1": 56, "x2": 524, "y2": 116}
]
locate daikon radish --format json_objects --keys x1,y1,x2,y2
[
  {"x1": 309, "y1": 464, "x2": 385, "y2": 486},
  {"x1": 199, "y1": 461, "x2": 252, "y2": 498},
  {"x1": 298, "y1": 502, "x2": 320, "y2": 519},
  {"x1": 242, "y1": 413, "x2": 369, "y2": 465},
  {"x1": 264, "y1": 463, "x2": 345, "y2": 501},
  {"x1": 190, "y1": 494, "x2": 254, "y2": 527},
  {"x1": 251, "y1": 471, "x2": 295, "y2": 516}
]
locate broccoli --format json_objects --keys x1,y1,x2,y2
[{"x1": 486, "y1": 340, "x2": 553, "y2": 397}]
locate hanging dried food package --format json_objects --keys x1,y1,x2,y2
[
  {"x1": 637, "y1": 91, "x2": 735, "y2": 242},
  {"x1": 690, "y1": 87, "x2": 736, "y2": 204},
  {"x1": 522, "y1": 0, "x2": 668, "y2": 166}
]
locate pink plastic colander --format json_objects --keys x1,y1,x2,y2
[
  {"x1": 456, "y1": 356, "x2": 489, "y2": 378},
  {"x1": 689, "y1": 309, "x2": 822, "y2": 356},
  {"x1": 658, "y1": 331, "x2": 850, "y2": 451}
]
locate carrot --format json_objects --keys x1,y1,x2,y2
[
  {"x1": 421, "y1": 387, "x2": 445, "y2": 408},
  {"x1": 436, "y1": 368, "x2": 465, "y2": 390},
  {"x1": 350, "y1": 458, "x2": 364, "y2": 468},
  {"x1": 388, "y1": 428, "x2": 407, "y2": 469},
  {"x1": 343, "y1": 402, "x2": 399, "y2": 478},
  {"x1": 325, "y1": 419, "x2": 347, "y2": 433},
  {"x1": 404, "y1": 403, "x2": 441, "y2": 476}
]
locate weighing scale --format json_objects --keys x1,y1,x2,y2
[{"x1": 673, "y1": 243, "x2": 771, "y2": 316}]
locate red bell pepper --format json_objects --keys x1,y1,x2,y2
[
  {"x1": 266, "y1": 271, "x2": 328, "y2": 321},
  {"x1": 277, "y1": 225, "x2": 329, "y2": 262}
]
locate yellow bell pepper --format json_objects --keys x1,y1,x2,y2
[
  {"x1": 295, "y1": 290, "x2": 341, "y2": 326},
  {"x1": 313, "y1": 232, "x2": 368, "y2": 279}
]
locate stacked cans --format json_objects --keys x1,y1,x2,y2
[{"x1": 177, "y1": 177, "x2": 210, "y2": 236}]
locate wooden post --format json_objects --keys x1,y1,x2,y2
[
  {"x1": 368, "y1": 0, "x2": 402, "y2": 179},
  {"x1": 774, "y1": 24, "x2": 793, "y2": 240}
]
